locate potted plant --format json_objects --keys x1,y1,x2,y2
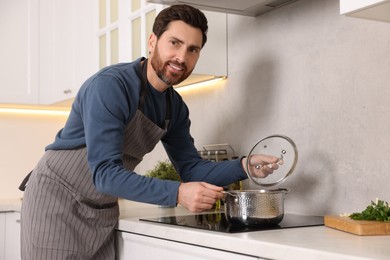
[{"x1": 145, "y1": 160, "x2": 181, "y2": 182}]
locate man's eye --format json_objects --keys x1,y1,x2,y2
[
  {"x1": 189, "y1": 47, "x2": 200, "y2": 54},
  {"x1": 170, "y1": 40, "x2": 178, "y2": 46}
]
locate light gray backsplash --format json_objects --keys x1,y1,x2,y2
[{"x1": 137, "y1": 0, "x2": 390, "y2": 215}]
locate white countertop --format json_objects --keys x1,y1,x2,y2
[
  {"x1": 117, "y1": 200, "x2": 390, "y2": 260},
  {"x1": 0, "y1": 198, "x2": 22, "y2": 212},
  {"x1": 2, "y1": 199, "x2": 388, "y2": 259}
]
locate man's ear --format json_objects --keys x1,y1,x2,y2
[{"x1": 148, "y1": 33, "x2": 157, "y2": 53}]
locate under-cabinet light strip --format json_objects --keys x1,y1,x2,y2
[
  {"x1": 0, "y1": 77, "x2": 227, "y2": 115},
  {"x1": 175, "y1": 76, "x2": 227, "y2": 91},
  {"x1": 0, "y1": 107, "x2": 70, "y2": 116}
]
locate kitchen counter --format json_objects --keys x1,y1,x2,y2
[
  {"x1": 1, "y1": 199, "x2": 388, "y2": 259},
  {"x1": 117, "y1": 200, "x2": 390, "y2": 260},
  {"x1": 0, "y1": 198, "x2": 22, "y2": 212}
]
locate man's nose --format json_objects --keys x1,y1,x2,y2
[{"x1": 175, "y1": 48, "x2": 187, "y2": 64}]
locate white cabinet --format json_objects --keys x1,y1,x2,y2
[
  {"x1": 38, "y1": 0, "x2": 97, "y2": 105},
  {"x1": 116, "y1": 231, "x2": 258, "y2": 260},
  {"x1": 2, "y1": 0, "x2": 227, "y2": 106},
  {"x1": 0, "y1": 214, "x2": 5, "y2": 260},
  {"x1": 340, "y1": 0, "x2": 390, "y2": 23},
  {"x1": 0, "y1": 0, "x2": 39, "y2": 104},
  {"x1": 5, "y1": 212, "x2": 21, "y2": 260},
  {"x1": 0, "y1": 0, "x2": 97, "y2": 105},
  {"x1": 0, "y1": 212, "x2": 21, "y2": 260}
]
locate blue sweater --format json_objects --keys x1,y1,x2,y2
[{"x1": 46, "y1": 58, "x2": 247, "y2": 206}]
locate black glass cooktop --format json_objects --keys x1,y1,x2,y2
[{"x1": 140, "y1": 213, "x2": 324, "y2": 233}]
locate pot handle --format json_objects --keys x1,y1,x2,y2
[{"x1": 221, "y1": 191, "x2": 237, "y2": 197}]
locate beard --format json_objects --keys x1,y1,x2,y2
[{"x1": 150, "y1": 45, "x2": 193, "y2": 86}]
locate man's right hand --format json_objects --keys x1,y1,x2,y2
[{"x1": 177, "y1": 182, "x2": 224, "y2": 213}]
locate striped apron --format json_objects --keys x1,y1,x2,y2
[{"x1": 21, "y1": 59, "x2": 172, "y2": 259}]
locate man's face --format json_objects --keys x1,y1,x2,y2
[{"x1": 149, "y1": 20, "x2": 203, "y2": 86}]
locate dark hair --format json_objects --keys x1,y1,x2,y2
[{"x1": 153, "y1": 4, "x2": 208, "y2": 48}]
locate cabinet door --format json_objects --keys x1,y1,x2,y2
[
  {"x1": 0, "y1": 213, "x2": 5, "y2": 260},
  {"x1": 116, "y1": 231, "x2": 258, "y2": 260},
  {"x1": 5, "y1": 212, "x2": 21, "y2": 260},
  {"x1": 39, "y1": 0, "x2": 98, "y2": 105},
  {"x1": 0, "y1": 0, "x2": 39, "y2": 104}
]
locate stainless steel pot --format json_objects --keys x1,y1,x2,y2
[
  {"x1": 223, "y1": 135, "x2": 297, "y2": 226},
  {"x1": 224, "y1": 188, "x2": 289, "y2": 226}
]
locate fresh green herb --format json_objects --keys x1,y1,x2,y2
[
  {"x1": 145, "y1": 160, "x2": 181, "y2": 181},
  {"x1": 349, "y1": 199, "x2": 390, "y2": 222}
]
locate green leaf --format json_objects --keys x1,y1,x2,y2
[
  {"x1": 145, "y1": 160, "x2": 181, "y2": 181},
  {"x1": 350, "y1": 199, "x2": 390, "y2": 222}
]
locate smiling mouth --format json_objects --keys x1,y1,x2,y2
[{"x1": 168, "y1": 62, "x2": 184, "y2": 72}]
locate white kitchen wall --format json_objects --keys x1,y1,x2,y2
[
  {"x1": 0, "y1": 114, "x2": 67, "y2": 199},
  {"x1": 1, "y1": 0, "x2": 389, "y2": 216},
  {"x1": 183, "y1": 0, "x2": 390, "y2": 215}
]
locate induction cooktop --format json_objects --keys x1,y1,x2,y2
[{"x1": 140, "y1": 213, "x2": 324, "y2": 233}]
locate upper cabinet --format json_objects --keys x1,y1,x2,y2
[
  {"x1": 1, "y1": 0, "x2": 228, "y2": 106},
  {"x1": 340, "y1": 0, "x2": 390, "y2": 23},
  {"x1": 39, "y1": 0, "x2": 97, "y2": 105},
  {"x1": 0, "y1": 0, "x2": 97, "y2": 105},
  {"x1": 0, "y1": 0, "x2": 39, "y2": 104}
]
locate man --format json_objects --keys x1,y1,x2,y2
[{"x1": 21, "y1": 4, "x2": 279, "y2": 259}]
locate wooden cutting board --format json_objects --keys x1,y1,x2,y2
[{"x1": 324, "y1": 215, "x2": 390, "y2": 236}]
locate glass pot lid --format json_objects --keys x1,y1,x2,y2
[{"x1": 246, "y1": 135, "x2": 298, "y2": 187}]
